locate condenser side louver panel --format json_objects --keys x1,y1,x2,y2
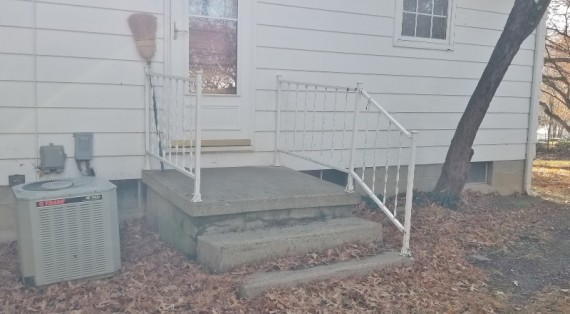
[{"x1": 13, "y1": 177, "x2": 120, "y2": 287}]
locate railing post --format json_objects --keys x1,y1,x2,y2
[
  {"x1": 401, "y1": 130, "x2": 418, "y2": 256},
  {"x1": 144, "y1": 66, "x2": 151, "y2": 170},
  {"x1": 346, "y1": 82, "x2": 362, "y2": 193},
  {"x1": 274, "y1": 74, "x2": 282, "y2": 166},
  {"x1": 192, "y1": 71, "x2": 203, "y2": 202}
]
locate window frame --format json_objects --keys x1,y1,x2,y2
[{"x1": 393, "y1": 0, "x2": 456, "y2": 51}]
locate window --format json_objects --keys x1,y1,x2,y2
[
  {"x1": 395, "y1": 0, "x2": 454, "y2": 49},
  {"x1": 466, "y1": 162, "x2": 491, "y2": 184},
  {"x1": 189, "y1": 0, "x2": 238, "y2": 94}
]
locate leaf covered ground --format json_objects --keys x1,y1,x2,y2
[{"x1": 0, "y1": 161, "x2": 569, "y2": 313}]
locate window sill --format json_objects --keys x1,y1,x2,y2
[{"x1": 394, "y1": 39, "x2": 454, "y2": 51}]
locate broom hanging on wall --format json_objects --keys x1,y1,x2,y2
[
  {"x1": 128, "y1": 13, "x2": 164, "y2": 170},
  {"x1": 128, "y1": 13, "x2": 157, "y2": 64}
]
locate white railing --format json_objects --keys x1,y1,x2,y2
[
  {"x1": 275, "y1": 76, "x2": 418, "y2": 256},
  {"x1": 144, "y1": 68, "x2": 203, "y2": 202}
]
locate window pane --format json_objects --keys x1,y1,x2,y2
[
  {"x1": 402, "y1": 13, "x2": 416, "y2": 36},
  {"x1": 416, "y1": 15, "x2": 431, "y2": 38},
  {"x1": 189, "y1": 0, "x2": 238, "y2": 19},
  {"x1": 432, "y1": 16, "x2": 447, "y2": 39},
  {"x1": 467, "y1": 162, "x2": 489, "y2": 183},
  {"x1": 403, "y1": 0, "x2": 417, "y2": 12},
  {"x1": 417, "y1": 0, "x2": 433, "y2": 14},
  {"x1": 433, "y1": 0, "x2": 448, "y2": 16},
  {"x1": 189, "y1": 18, "x2": 238, "y2": 94}
]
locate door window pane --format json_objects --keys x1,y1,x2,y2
[
  {"x1": 189, "y1": 0, "x2": 238, "y2": 94},
  {"x1": 189, "y1": 0, "x2": 237, "y2": 18}
]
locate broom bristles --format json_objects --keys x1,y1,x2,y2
[{"x1": 128, "y1": 13, "x2": 157, "y2": 63}]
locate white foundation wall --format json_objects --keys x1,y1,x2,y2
[
  {"x1": 0, "y1": 0, "x2": 166, "y2": 185},
  {"x1": 252, "y1": 0, "x2": 538, "y2": 167}
]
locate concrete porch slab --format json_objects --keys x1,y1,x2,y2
[{"x1": 142, "y1": 167, "x2": 359, "y2": 217}]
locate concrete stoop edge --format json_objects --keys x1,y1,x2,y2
[{"x1": 238, "y1": 251, "x2": 414, "y2": 298}]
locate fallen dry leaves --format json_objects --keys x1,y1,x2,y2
[
  {"x1": 0, "y1": 165, "x2": 569, "y2": 312},
  {"x1": 533, "y1": 159, "x2": 570, "y2": 201}
]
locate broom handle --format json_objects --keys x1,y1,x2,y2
[{"x1": 149, "y1": 75, "x2": 165, "y2": 171}]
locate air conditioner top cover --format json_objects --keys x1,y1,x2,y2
[{"x1": 13, "y1": 176, "x2": 116, "y2": 200}]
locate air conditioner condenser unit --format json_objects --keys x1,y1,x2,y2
[{"x1": 12, "y1": 177, "x2": 121, "y2": 286}]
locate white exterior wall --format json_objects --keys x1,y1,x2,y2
[
  {"x1": 252, "y1": 0, "x2": 537, "y2": 166},
  {"x1": 0, "y1": 0, "x2": 540, "y2": 185},
  {"x1": 0, "y1": 0, "x2": 166, "y2": 185}
]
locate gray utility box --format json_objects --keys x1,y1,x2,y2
[
  {"x1": 12, "y1": 177, "x2": 121, "y2": 286},
  {"x1": 74, "y1": 133, "x2": 93, "y2": 161},
  {"x1": 39, "y1": 144, "x2": 66, "y2": 173}
]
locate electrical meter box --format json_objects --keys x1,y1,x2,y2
[{"x1": 39, "y1": 144, "x2": 66, "y2": 173}]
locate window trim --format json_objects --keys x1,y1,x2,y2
[{"x1": 393, "y1": 0, "x2": 456, "y2": 51}]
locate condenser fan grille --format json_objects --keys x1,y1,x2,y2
[{"x1": 37, "y1": 200, "x2": 111, "y2": 285}]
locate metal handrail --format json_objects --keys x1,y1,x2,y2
[
  {"x1": 274, "y1": 76, "x2": 418, "y2": 256},
  {"x1": 361, "y1": 89, "x2": 411, "y2": 138},
  {"x1": 144, "y1": 67, "x2": 203, "y2": 202}
]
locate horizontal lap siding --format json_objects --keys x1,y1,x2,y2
[
  {"x1": 254, "y1": 0, "x2": 535, "y2": 164},
  {"x1": 0, "y1": 0, "x2": 163, "y2": 184}
]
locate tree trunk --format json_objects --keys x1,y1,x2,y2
[
  {"x1": 548, "y1": 120, "x2": 552, "y2": 149},
  {"x1": 433, "y1": 0, "x2": 550, "y2": 205}
]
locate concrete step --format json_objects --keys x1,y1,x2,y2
[
  {"x1": 197, "y1": 217, "x2": 382, "y2": 273},
  {"x1": 238, "y1": 252, "x2": 414, "y2": 298}
]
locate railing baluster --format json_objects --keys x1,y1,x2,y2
[
  {"x1": 330, "y1": 88, "x2": 338, "y2": 164},
  {"x1": 402, "y1": 131, "x2": 418, "y2": 256},
  {"x1": 361, "y1": 100, "x2": 371, "y2": 182},
  {"x1": 144, "y1": 66, "x2": 151, "y2": 170},
  {"x1": 174, "y1": 78, "x2": 180, "y2": 166},
  {"x1": 311, "y1": 86, "x2": 318, "y2": 154},
  {"x1": 181, "y1": 81, "x2": 187, "y2": 171},
  {"x1": 193, "y1": 71, "x2": 203, "y2": 202},
  {"x1": 346, "y1": 83, "x2": 362, "y2": 193},
  {"x1": 302, "y1": 85, "x2": 308, "y2": 153},
  {"x1": 320, "y1": 87, "x2": 327, "y2": 161},
  {"x1": 394, "y1": 132, "x2": 403, "y2": 216},
  {"x1": 285, "y1": 82, "x2": 291, "y2": 151},
  {"x1": 158, "y1": 76, "x2": 165, "y2": 160},
  {"x1": 383, "y1": 121, "x2": 392, "y2": 204},
  {"x1": 274, "y1": 75, "x2": 282, "y2": 166},
  {"x1": 293, "y1": 84, "x2": 299, "y2": 151},
  {"x1": 341, "y1": 89, "x2": 349, "y2": 165},
  {"x1": 188, "y1": 82, "x2": 193, "y2": 173},
  {"x1": 372, "y1": 110, "x2": 381, "y2": 194},
  {"x1": 167, "y1": 78, "x2": 172, "y2": 162}
]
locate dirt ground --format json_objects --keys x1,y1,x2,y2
[{"x1": 0, "y1": 161, "x2": 569, "y2": 313}]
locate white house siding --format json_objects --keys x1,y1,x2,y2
[
  {"x1": 252, "y1": 0, "x2": 538, "y2": 167},
  {"x1": 0, "y1": 0, "x2": 165, "y2": 185},
  {"x1": 0, "y1": 0, "x2": 541, "y2": 185}
]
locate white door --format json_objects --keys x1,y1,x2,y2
[{"x1": 168, "y1": 0, "x2": 253, "y2": 147}]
